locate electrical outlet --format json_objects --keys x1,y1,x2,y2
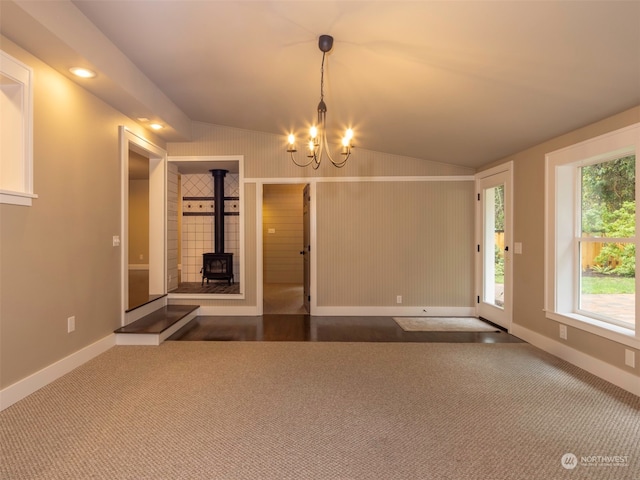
[
  {"x1": 559, "y1": 324, "x2": 567, "y2": 340},
  {"x1": 67, "y1": 316, "x2": 76, "y2": 333},
  {"x1": 112, "y1": 235, "x2": 120, "y2": 247},
  {"x1": 396, "y1": 295, "x2": 402, "y2": 304},
  {"x1": 139, "y1": 254, "x2": 144, "y2": 260},
  {"x1": 625, "y1": 349, "x2": 635, "y2": 368}
]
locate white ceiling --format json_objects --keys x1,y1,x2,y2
[{"x1": 2, "y1": 1, "x2": 639, "y2": 169}]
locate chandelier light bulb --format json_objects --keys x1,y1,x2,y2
[
  {"x1": 345, "y1": 128, "x2": 354, "y2": 141},
  {"x1": 310, "y1": 126, "x2": 318, "y2": 139},
  {"x1": 288, "y1": 134, "x2": 295, "y2": 145}
]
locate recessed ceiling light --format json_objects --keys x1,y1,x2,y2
[
  {"x1": 69, "y1": 67, "x2": 96, "y2": 78},
  {"x1": 149, "y1": 123, "x2": 164, "y2": 130}
]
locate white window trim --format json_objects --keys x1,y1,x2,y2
[
  {"x1": 0, "y1": 50, "x2": 36, "y2": 206},
  {"x1": 545, "y1": 123, "x2": 640, "y2": 349}
]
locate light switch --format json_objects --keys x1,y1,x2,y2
[
  {"x1": 514, "y1": 242, "x2": 522, "y2": 254},
  {"x1": 268, "y1": 228, "x2": 276, "y2": 234},
  {"x1": 112, "y1": 235, "x2": 120, "y2": 247}
]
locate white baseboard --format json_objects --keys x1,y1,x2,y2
[
  {"x1": 197, "y1": 305, "x2": 261, "y2": 316},
  {"x1": 511, "y1": 324, "x2": 639, "y2": 397},
  {"x1": 312, "y1": 306, "x2": 476, "y2": 317},
  {"x1": 191, "y1": 305, "x2": 475, "y2": 317},
  {"x1": 0, "y1": 334, "x2": 115, "y2": 411}
]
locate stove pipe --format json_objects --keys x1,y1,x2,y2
[{"x1": 210, "y1": 169, "x2": 228, "y2": 253}]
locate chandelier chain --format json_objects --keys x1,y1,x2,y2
[{"x1": 320, "y1": 52, "x2": 326, "y2": 103}]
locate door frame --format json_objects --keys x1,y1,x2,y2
[
  {"x1": 302, "y1": 184, "x2": 311, "y2": 313},
  {"x1": 256, "y1": 179, "x2": 316, "y2": 315},
  {"x1": 119, "y1": 126, "x2": 167, "y2": 325},
  {"x1": 167, "y1": 155, "x2": 245, "y2": 300},
  {"x1": 475, "y1": 161, "x2": 513, "y2": 330}
]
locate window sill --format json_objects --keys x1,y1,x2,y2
[
  {"x1": 0, "y1": 189, "x2": 38, "y2": 206},
  {"x1": 546, "y1": 310, "x2": 639, "y2": 349}
]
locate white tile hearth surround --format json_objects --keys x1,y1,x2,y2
[{"x1": 181, "y1": 173, "x2": 239, "y2": 283}]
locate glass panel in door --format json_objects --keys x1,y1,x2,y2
[{"x1": 483, "y1": 184, "x2": 505, "y2": 309}]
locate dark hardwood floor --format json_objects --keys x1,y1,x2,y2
[{"x1": 167, "y1": 315, "x2": 524, "y2": 343}]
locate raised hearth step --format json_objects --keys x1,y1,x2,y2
[{"x1": 115, "y1": 305, "x2": 200, "y2": 346}]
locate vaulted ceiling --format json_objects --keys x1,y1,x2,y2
[{"x1": 2, "y1": 1, "x2": 639, "y2": 169}]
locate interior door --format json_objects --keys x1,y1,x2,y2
[
  {"x1": 476, "y1": 166, "x2": 512, "y2": 329},
  {"x1": 302, "y1": 184, "x2": 310, "y2": 313}
]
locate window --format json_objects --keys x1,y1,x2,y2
[
  {"x1": 546, "y1": 123, "x2": 639, "y2": 342},
  {"x1": 579, "y1": 156, "x2": 635, "y2": 328},
  {"x1": 0, "y1": 50, "x2": 35, "y2": 206}
]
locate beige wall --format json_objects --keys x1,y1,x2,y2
[
  {"x1": 0, "y1": 37, "x2": 164, "y2": 389},
  {"x1": 480, "y1": 106, "x2": 640, "y2": 378},
  {"x1": 317, "y1": 181, "x2": 474, "y2": 307}
]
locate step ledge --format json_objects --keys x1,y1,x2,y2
[
  {"x1": 115, "y1": 306, "x2": 199, "y2": 346},
  {"x1": 125, "y1": 294, "x2": 168, "y2": 314}
]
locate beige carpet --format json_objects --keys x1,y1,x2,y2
[
  {"x1": 1, "y1": 342, "x2": 638, "y2": 479},
  {"x1": 394, "y1": 316, "x2": 500, "y2": 332}
]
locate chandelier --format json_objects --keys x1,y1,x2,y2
[{"x1": 287, "y1": 35, "x2": 354, "y2": 169}]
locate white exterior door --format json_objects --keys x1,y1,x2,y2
[{"x1": 476, "y1": 163, "x2": 513, "y2": 330}]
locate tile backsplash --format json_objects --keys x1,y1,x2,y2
[{"x1": 181, "y1": 173, "x2": 240, "y2": 283}]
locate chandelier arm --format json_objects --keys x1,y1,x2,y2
[
  {"x1": 320, "y1": 130, "x2": 338, "y2": 165},
  {"x1": 320, "y1": 132, "x2": 350, "y2": 167},
  {"x1": 289, "y1": 151, "x2": 315, "y2": 168},
  {"x1": 332, "y1": 151, "x2": 350, "y2": 168}
]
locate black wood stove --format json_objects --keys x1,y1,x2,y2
[
  {"x1": 201, "y1": 252, "x2": 234, "y2": 285},
  {"x1": 201, "y1": 169, "x2": 234, "y2": 285}
]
